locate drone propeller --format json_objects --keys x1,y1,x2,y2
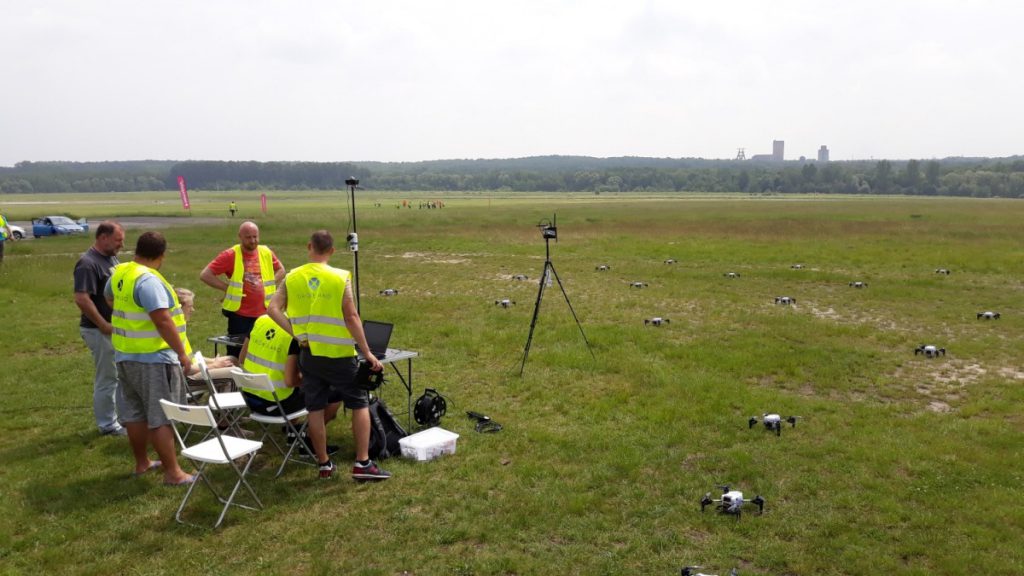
[
  {"x1": 751, "y1": 495, "x2": 765, "y2": 513},
  {"x1": 748, "y1": 417, "x2": 758, "y2": 429},
  {"x1": 700, "y1": 493, "x2": 713, "y2": 512},
  {"x1": 716, "y1": 484, "x2": 731, "y2": 493},
  {"x1": 681, "y1": 567, "x2": 702, "y2": 576},
  {"x1": 786, "y1": 416, "x2": 798, "y2": 427}
]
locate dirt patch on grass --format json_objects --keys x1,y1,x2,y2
[
  {"x1": 388, "y1": 251, "x2": 473, "y2": 264},
  {"x1": 894, "y1": 360, "x2": 1024, "y2": 413}
]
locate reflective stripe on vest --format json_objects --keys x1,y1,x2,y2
[
  {"x1": 241, "y1": 314, "x2": 294, "y2": 402},
  {"x1": 222, "y1": 244, "x2": 277, "y2": 312},
  {"x1": 285, "y1": 262, "x2": 356, "y2": 358},
  {"x1": 110, "y1": 262, "x2": 192, "y2": 356}
]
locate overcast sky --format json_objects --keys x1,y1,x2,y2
[{"x1": 1, "y1": 1, "x2": 1021, "y2": 166}]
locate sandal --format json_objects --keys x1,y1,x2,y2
[{"x1": 131, "y1": 460, "x2": 162, "y2": 478}]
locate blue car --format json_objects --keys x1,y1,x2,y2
[{"x1": 32, "y1": 216, "x2": 87, "y2": 238}]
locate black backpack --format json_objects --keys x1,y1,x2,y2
[{"x1": 368, "y1": 396, "x2": 408, "y2": 460}]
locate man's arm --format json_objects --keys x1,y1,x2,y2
[
  {"x1": 342, "y1": 284, "x2": 382, "y2": 371},
  {"x1": 199, "y1": 264, "x2": 229, "y2": 292},
  {"x1": 284, "y1": 354, "x2": 302, "y2": 388},
  {"x1": 150, "y1": 308, "x2": 192, "y2": 375},
  {"x1": 238, "y1": 337, "x2": 250, "y2": 365},
  {"x1": 74, "y1": 292, "x2": 113, "y2": 335},
  {"x1": 267, "y1": 283, "x2": 292, "y2": 337}
]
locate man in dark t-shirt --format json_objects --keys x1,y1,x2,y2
[{"x1": 73, "y1": 222, "x2": 125, "y2": 436}]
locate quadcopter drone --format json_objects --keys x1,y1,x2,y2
[
  {"x1": 915, "y1": 345, "x2": 946, "y2": 358},
  {"x1": 791, "y1": 264, "x2": 804, "y2": 270},
  {"x1": 723, "y1": 272, "x2": 740, "y2": 278},
  {"x1": 849, "y1": 281, "x2": 867, "y2": 288},
  {"x1": 682, "y1": 567, "x2": 738, "y2": 576},
  {"x1": 629, "y1": 281, "x2": 649, "y2": 288},
  {"x1": 494, "y1": 299, "x2": 516, "y2": 308},
  {"x1": 511, "y1": 274, "x2": 529, "y2": 281},
  {"x1": 379, "y1": 288, "x2": 399, "y2": 296},
  {"x1": 644, "y1": 317, "x2": 669, "y2": 326},
  {"x1": 774, "y1": 296, "x2": 796, "y2": 305},
  {"x1": 595, "y1": 264, "x2": 610, "y2": 271},
  {"x1": 749, "y1": 413, "x2": 798, "y2": 436},
  {"x1": 935, "y1": 268, "x2": 951, "y2": 275},
  {"x1": 701, "y1": 485, "x2": 764, "y2": 517},
  {"x1": 664, "y1": 259, "x2": 677, "y2": 264},
  {"x1": 977, "y1": 311, "x2": 1001, "y2": 320}
]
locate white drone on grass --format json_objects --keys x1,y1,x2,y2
[
  {"x1": 791, "y1": 264, "x2": 805, "y2": 269},
  {"x1": 644, "y1": 317, "x2": 669, "y2": 326},
  {"x1": 915, "y1": 345, "x2": 946, "y2": 358},
  {"x1": 723, "y1": 272, "x2": 740, "y2": 278},
  {"x1": 774, "y1": 296, "x2": 796, "y2": 305},
  {"x1": 935, "y1": 268, "x2": 951, "y2": 275},
  {"x1": 977, "y1": 311, "x2": 1000, "y2": 320},
  {"x1": 701, "y1": 485, "x2": 765, "y2": 517},
  {"x1": 494, "y1": 299, "x2": 516, "y2": 308},
  {"x1": 511, "y1": 274, "x2": 529, "y2": 281},
  {"x1": 849, "y1": 281, "x2": 868, "y2": 288},
  {"x1": 682, "y1": 567, "x2": 738, "y2": 576},
  {"x1": 664, "y1": 258, "x2": 677, "y2": 264},
  {"x1": 595, "y1": 264, "x2": 610, "y2": 271},
  {"x1": 749, "y1": 413, "x2": 798, "y2": 436},
  {"x1": 379, "y1": 288, "x2": 399, "y2": 296},
  {"x1": 629, "y1": 281, "x2": 649, "y2": 288}
]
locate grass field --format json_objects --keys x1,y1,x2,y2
[{"x1": 1, "y1": 191, "x2": 1022, "y2": 575}]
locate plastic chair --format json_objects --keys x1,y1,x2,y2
[
  {"x1": 159, "y1": 399, "x2": 263, "y2": 528},
  {"x1": 229, "y1": 368, "x2": 313, "y2": 477},
  {"x1": 193, "y1": 351, "x2": 248, "y2": 437}
]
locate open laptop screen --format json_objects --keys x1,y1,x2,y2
[{"x1": 362, "y1": 320, "x2": 394, "y2": 359}]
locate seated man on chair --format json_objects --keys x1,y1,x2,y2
[{"x1": 238, "y1": 313, "x2": 339, "y2": 455}]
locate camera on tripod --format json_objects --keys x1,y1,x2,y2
[
  {"x1": 537, "y1": 215, "x2": 557, "y2": 241},
  {"x1": 345, "y1": 177, "x2": 359, "y2": 187}
]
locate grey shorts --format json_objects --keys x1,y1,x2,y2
[
  {"x1": 116, "y1": 361, "x2": 186, "y2": 428},
  {"x1": 298, "y1": 350, "x2": 366, "y2": 411}
]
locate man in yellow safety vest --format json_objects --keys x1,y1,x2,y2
[
  {"x1": 200, "y1": 220, "x2": 285, "y2": 357},
  {"x1": 268, "y1": 230, "x2": 387, "y2": 481},
  {"x1": 104, "y1": 231, "x2": 195, "y2": 485}
]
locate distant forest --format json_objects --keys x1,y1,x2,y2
[{"x1": 2, "y1": 156, "x2": 1024, "y2": 198}]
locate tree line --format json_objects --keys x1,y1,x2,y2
[{"x1": 2, "y1": 157, "x2": 1024, "y2": 198}]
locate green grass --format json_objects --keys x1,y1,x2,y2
[{"x1": 1, "y1": 192, "x2": 1023, "y2": 575}]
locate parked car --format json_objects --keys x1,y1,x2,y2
[
  {"x1": 32, "y1": 216, "x2": 86, "y2": 238},
  {"x1": 7, "y1": 224, "x2": 25, "y2": 240}
]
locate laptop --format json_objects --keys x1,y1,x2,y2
[{"x1": 362, "y1": 320, "x2": 394, "y2": 360}]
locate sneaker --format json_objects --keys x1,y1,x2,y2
[
  {"x1": 318, "y1": 460, "x2": 336, "y2": 479},
  {"x1": 352, "y1": 460, "x2": 391, "y2": 482},
  {"x1": 101, "y1": 426, "x2": 127, "y2": 437}
]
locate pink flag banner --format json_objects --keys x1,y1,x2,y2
[
  {"x1": 260, "y1": 193, "x2": 267, "y2": 214},
  {"x1": 176, "y1": 176, "x2": 191, "y2": 210}
]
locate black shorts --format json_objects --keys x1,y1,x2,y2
[
  {"x1": 299, "y1": 350, "x2": 366, "y2": 411},
  {"x1": 242, "y1": 388, "x2": 307, "y2": 416}
]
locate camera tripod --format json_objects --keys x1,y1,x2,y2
[{"x1": 519, "y1": 219, "x2": 595, "y2": 375}]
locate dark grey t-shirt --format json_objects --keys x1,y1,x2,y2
[{"x1": 74, "y1": 246, "x2": 119, "y2": 329}]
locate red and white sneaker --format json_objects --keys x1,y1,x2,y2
[
  {"x1": 352, "y1": 460, "x2": 391, "y2": 481},
  {"x1": 318, "y1": 460, "x2": 336, "y2": 479}
]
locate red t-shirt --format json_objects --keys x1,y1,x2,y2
[{"x1": 207, "y1": 246, "x2": 283, "y2": 318}]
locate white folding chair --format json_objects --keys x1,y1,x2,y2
[
  {"x1": 193, "y1": 351, "x2": 248, "y2": 437},
  {"x1": 160, "y1": 399, "x2": 263, "y2": 528},
  {"x1": 229, "y1": 367, "x2": 313, "y2": 477}
]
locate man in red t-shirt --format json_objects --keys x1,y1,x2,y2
[{"x1": 199, "y1": 221, "x2": 285, "y2": 356}]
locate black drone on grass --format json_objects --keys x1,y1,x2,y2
[
  {"x1": 977, "y1": 311, "x2": 1001, "y2": 320},
  {"x1": 379, "y1": 288, "x2": 399, "y2": 296},
  {"x1": 749, "y1": 413, "x2": 798, "y2": 436},
  {"x1": 915, "y1": 345, "x2": 946, "y2": 358},
  {"x1": 774, "y1": 296, "x2": 796, "y2": 305},
  {"x1": 849, "y1": 281, "x2": 867, "y2": 288},
  {"x1": 630, "y1": 281, "x2": 649, "y2": 288},
  {"x1": 644, "y1": 317, "x2": 669, "y2": 326},
  {"x1": 494, "y1": 299, "x2": 516, "y2": 308},
  {"x1": 701, "y1": 485, "x2": 764, "y2": 517}
]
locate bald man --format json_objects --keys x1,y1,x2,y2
[{"x1": 200, "y1": 221, "x2": 285, "y2": 356}]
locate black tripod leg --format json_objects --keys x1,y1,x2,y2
[
  {"x1": 547, "y1": 262, "x2": 595, "y2": 358},
  {"x1": 519, "y1": 262, "x2": 549, "y2": 375}
]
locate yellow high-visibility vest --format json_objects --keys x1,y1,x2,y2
[
  {"x1": 241, "y1": 314, "x2": 295, "y2": 402},
  {"x1": 222, "y1": 244, "x2": 277, "y2": 312},
  {"x1": 285, "y1": 262, "x2": 355, "y2": 358},
  {"x1": 110, "y1": 262, "x2": 191, "y2": 356}
]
